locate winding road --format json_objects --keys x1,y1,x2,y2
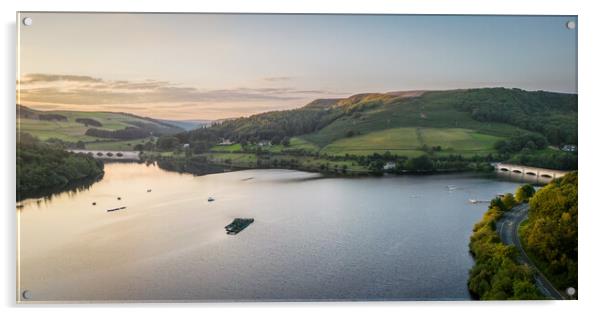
[{"x1": 496, "y1": 203, "x2": 567, "y2": 299}]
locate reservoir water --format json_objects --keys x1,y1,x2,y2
[{"x1": 18, "y1": 162, "x2": 527, "y2": 301}]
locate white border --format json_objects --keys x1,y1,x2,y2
[{"x1": 2, "y1": 1, "x2": 600, "y2": 315}]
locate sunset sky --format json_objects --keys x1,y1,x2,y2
[{"x1": 17, "y1": 13, "x2": 577, "y2": 120}]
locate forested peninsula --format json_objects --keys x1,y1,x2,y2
[{"x1": 17, "y1": 133, "x2": 105, "y2": 201}]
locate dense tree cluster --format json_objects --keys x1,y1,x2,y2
[
  {"x1": 522, "y1": 172, "x2": 578, "y2": 290},
  {"x1": 494, "y1": 133, "x2": 549, "y2": 154},
  {"x1": 515, "y1": 184, "x2": 536, "y2": 203},
  {"x1": 507, "y1": 151, "x2": 577, "y2": 170},
  {"x1": 468, "y1": 196, "x2": 542, "y2": 300},
  {"x1": 38, "y1": 114, "x2": 67, "y2": 121},
  {"x1": 214, "y1": 106, "x2": 344, "y2": 143},
  {"x1": 75, "y1": 118, "x2": 102, "y2": 127},
  {"x1": 125, "y1": 120, "x2": 183, "y2": 135},
  {"x1": 448, "y1": 88, "x2": 577, "y2": 145},
  {"x1": 353, "y1": 152, "x2": 496, "y2": 175},
  {"x1": 17, "y1": 133, "x2": 104, "y2": 200},
  {"x1": 156, "y1": 136, "x2": 181, "y2": 151}
]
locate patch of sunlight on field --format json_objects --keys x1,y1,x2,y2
[
  {"x1": 321, "y1": 127, "x2": 500, "y2": 157},
  {"x1": 210, "y1": 143, "x2": 243, "y2": 152},
  {"x1": 17, "y1": 111, "x2": 153, "y2": 143},
  {"x1": 421, "y1": 128, "x2": 501, "y2": 155},
  {"x1": 321, "y1": 127, "x2": 423, "y2": 157},
  {"x1": 18, "y1": 118, "x2": 104, "y2": 142}
]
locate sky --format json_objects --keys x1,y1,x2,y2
[{"x1": 17, "y1": 13, "x2": 577, "y2": 120}]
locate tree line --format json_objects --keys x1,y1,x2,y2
[
  {"x1": 522, "y1": 172, "x2": 578, "y2": 292},
  {"x1": 468, "y1": 187, "x2": 542, "y2": 299},
  {"x1": 17, "y1": 133, "x2": 104, "y2": 200},
  {"x1": 447, "y1": 88, "x2": 577, "y2": 146}
]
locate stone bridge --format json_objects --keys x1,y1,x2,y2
[
  {"x1": 494, "y1": 163, "x2": 571, "y2": 180},
  {"x1": 68, "y1": 150, "x2": 141, "y2": 161}
]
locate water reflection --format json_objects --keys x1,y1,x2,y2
[
  {"x1": 17, "y1": 173, "x2": 104, "y2": 205},
  {"x1": 18, "y1": 163, "x2": 526, "y2": 301}
]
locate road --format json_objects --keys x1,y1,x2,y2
[{"x1": 496, "y1": 203, "x2": 567, "y2": 300}]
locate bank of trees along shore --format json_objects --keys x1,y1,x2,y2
[
  {"x1": 468, "y1": 173, "x2": 578, "y2": 300},
  {"x1": 521, "y1": 172, "x2": 578, "y2": 292},
  {"x1": 468, "y1": 187, "x2": 541, "y2": 300},
  {"x1": 17, "y1": 133, "x2": 104, "y2": 201}
]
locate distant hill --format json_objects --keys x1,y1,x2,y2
[
  {"x1": 17, "y1": 105, "x2": 184, "y2": 143},
  {"x1": 180, "y1": 88, "x2": 577, "y2": 161},
  {"x1": 158, "y1": 119, "x2": 214, "y2": 131}
]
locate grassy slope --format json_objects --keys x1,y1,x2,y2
[
  {"x1": 321, "y1": 127, "x2": 501, "y2": 157},
  {"x1": 18, "y1": 108, "x2": 174, "y2": 146},
  {"x1": 322, "y1": 127, "x2": 423, "y2": 157},
  {"x1": 298, "y1": 91, "x2": 523, "y2": 157}
]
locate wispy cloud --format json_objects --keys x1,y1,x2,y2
[
  {"x1": 263, "y1": 76, "x2": 292, "y2": 82},
  {"x1": 17, "y1": 73, "x2": 347, "y2": 119},
  {"x1": 18, "y1": 73, "x2": 342, "y2": 105},
  {"x1": 18, "y1": 73, "x2": 102, "y2": 85}
]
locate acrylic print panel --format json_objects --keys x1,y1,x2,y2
[{"x1": 16, "y1": 12, "x2": 578, "y2": 302}]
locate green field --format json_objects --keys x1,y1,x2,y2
[
  {"x1": 301, "y1": 93, "x2": 526, "y2": 148},
  {"x1": 322, "y1": 127, "x2": 423, "y2": 157},
  {"x1": 320, "y1": 127, "x2": 501, "y2": 157},
  {"x1": 262, "y1": 137, "x2": 320, "y2": 153},
  {"x1": 210, "y1": 143, "x2": 243, "y2": 152},
  {"x1": 18, "y1": 112, "x2": 141, "y2": 143},
  {"x1": 421, "y1": 128, "x2": 501, "y2": 156},
  {"x1": 18, "y1": 108, "x2": 178, "y2": 146},
  {"x1": 18, "y1": 118, "x2": 108, "y2": 142},
  {"x1": 204, "y1": 153, "x2": 259, "y2": 168}
]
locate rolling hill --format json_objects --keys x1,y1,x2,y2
[
  {"x1": 197, "y1": 88, "x2": 577, "y2": 160},
  {"x1": 17, "y1": 105, "x2": 184, "y2": 147}
]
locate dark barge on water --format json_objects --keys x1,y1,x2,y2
[
  {"x1": 107, "y1": 206, "x2": 126, "y2": 212},
  {"x1": 225, "y1": 218, "x2": 254, "y2": 235}
]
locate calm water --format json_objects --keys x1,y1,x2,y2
[{"x1": 18, "y1": 163, "x2": 526, "y2": 301}]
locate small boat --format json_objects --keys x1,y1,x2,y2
[
  {"x1": 107, "y1": 206, "x2": 126, "y2": 212},
  {"x1": 208, "y1": 197, "x2": 215, "y2": 202},
  {"x1": 469, "y1": 199, "x2": 489, "y2": 204}
]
